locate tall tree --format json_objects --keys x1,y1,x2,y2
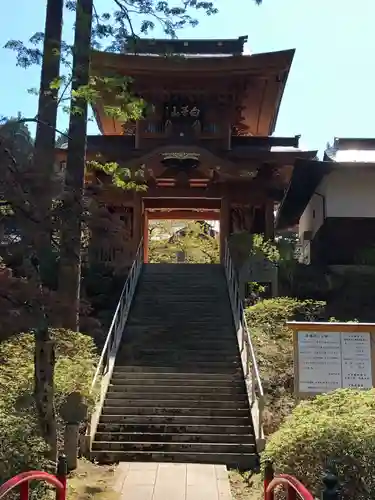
[
  {"x1": 59, "y1": 0, "x2": 93, "y2": 331},
  {"x1": 31, "y1": 0, "x2": 64, "y2": 463}
]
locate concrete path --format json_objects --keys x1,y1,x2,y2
[{"x1": 114, "y1": 462, "x2": 233, "y2": 500}]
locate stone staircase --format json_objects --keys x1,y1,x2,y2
[{"x1": 91, "y1": 263, "x2": 258, "y2": 469}]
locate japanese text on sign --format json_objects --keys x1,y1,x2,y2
[{"x1": 297, "y1": 331, "x2": 372, "y2": 394}]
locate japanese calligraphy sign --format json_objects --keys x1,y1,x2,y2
[
  {"x1": 164, "y1": 103, "x2": 202, "y2": 121},
  {"x1": 287, "y1": 322, "x2": 375, "y2": 398}
]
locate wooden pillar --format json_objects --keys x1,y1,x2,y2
[
  {"x1": 220, "y1": 197, "x2": 230, "y2": 263},
  {"x1": 265, "y1": 200, "x2": 275, "y2": 240},
  {"x1": 143, "y1": 207, "x2": 149, "y2": 263}
]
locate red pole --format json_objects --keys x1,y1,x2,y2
[
  {"x1": 287, "y1": 485, "x2": 297, "y2": 500},
  {"x1": 19, "y1": 481, "x2": 29, "y2": 500}
]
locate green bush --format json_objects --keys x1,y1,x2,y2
[
  {"x1": 0, "y1": 329, "x2": 98, "y2": 485},
  {"x1": 263, "y1": 389, "x2": 375, "y2": 500},
  {"x1": 246, "y1": 297, "x2": 326, "y2": 433}
]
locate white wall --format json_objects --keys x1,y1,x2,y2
[
  {"x1": 324, "y1": 167, "x2": 375, "y2": 218},
  {"x1": 298, "y1": 191, "x2": 325, "y2": 240},
  {"x1": 298, "y1": 166, "x2": 375, "y2": 263}
]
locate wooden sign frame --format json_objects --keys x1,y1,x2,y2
[{"x1": 287, "y1": 322, "x2": 375, "y2": 399}]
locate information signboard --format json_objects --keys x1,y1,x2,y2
[{"x1": 288, "y1": 322, "x2": 375, "y2": 398}]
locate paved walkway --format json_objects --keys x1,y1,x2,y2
[{"x1": 114, "y1": 462, "x2": 233, "y2": 500}]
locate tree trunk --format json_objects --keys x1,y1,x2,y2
[
  {"x1": 34, "y1": 335, "x2": 58, "y2": 463},
  {"x1": 32, "y1": 0, "x2": 63, "y2": 463},
  {"x1": 32, "y1": 0, "x2": 64, "y2": 284},
  {"x1": 59, "y1": 0, "x2": 93, "y2": 331}
]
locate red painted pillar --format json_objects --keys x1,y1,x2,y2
[
  {"x1": 143, "y1": 208, "x2": 149, "y2": 263},
  {"x1": 220, "y1": 197, "x2": 229, "y2": 263}
]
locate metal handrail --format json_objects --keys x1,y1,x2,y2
[
  {"x1": 224, "y1": 238, "x2": 265, "y2": 450},
  {"x1": 86, "y1": 238, "x2": 144, "y2": 450},
  {"x1": 91, "y1": 238, "x2": 144, "y2": 390},
  {"x1": 0, "y1": 471, "x2": 66, "y2": 500}
]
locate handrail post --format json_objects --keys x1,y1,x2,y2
[
  {"x1": 287, "y1": 486, "x2": 297, "y2": 500},
  {"x1": 263, "y1": 461, "x2": 274, "y2": 500},
  {"x1": 20, "y1": 482, "x2": 29, "y2": 500},
  {"x1": 251, "y1": 363, "x2": 256, "y2": 400}
]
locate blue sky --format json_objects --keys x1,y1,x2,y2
[{"x1": 0, "y1": 0, "x2": 374, "y2": 155}]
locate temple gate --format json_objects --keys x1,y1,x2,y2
[{"x1": 55, "y1": 36, "x2": 316, "y2": 273}]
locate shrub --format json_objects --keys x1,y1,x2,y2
[
  {"x1": 246, "y1": 298, "x2": 326, "y2": 433},
  {"x1": 263, "y1": 389, "x2": 375, "y2": 500},
  {"x1": 0, "y1": 329, "x2": 98, "y2": 486}
]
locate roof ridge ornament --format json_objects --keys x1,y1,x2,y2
[{"x1": 161, "y1": 152, "x2": 200, "y2": 161}]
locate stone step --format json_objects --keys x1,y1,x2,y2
[
  {"x1": 96, "y1": 423, "x2": 252, "y2": 434},
  {"x1": 103, "y1": 399, "x2": 247, "y2": 409},
  {"x1": 127, "y1": 322, "x2": 233, "y2": 328},
  {"x1": 132, "y1": 295, "x2": 229, "y2": 301},
  {"x1": 117, "y1": 345, "x2": 238, "y2": 354},
  {"x1": 105, "y1": 391, "x2": 247, "y2": 402},
  {"x1": 131, "y1": 302, "x2": 230, "y2": 308},
  {"x1": 112, "y1": 366, "x2": 243, "y2": 374},
  {"x1": 138, "y1": 276, "x2": 225, "y2": 282},
  {"x1": 131, "y1": 301, "x2": 230, "y2": 307},
  {"x1": 136, "y1": 290, "x2": 227, "y2": 295},
  {"x1": 112, "y1": 365, "x2": 242, "y2": 374},
  {"x1": 132, "y1": 295, "x2": 229, "y2": 302},
  {"x1": 121, "y1": 338, "x2": 236, "y2": 346},
  {"x1": 122, "y1": 334, "x2": 235, "y2": 341},
  {"x1": 117, "y1": 360, "x2": 241, "y2": 367},
  {"x1": 117, "y1": 354, "x2": 241, "y2": 363},
  {"x1": 110, "y1": 372, "x2": 243, "y2": 382},
  {"x1": 134, "y1": 290, "x2": 228, "y2": 297},
  {"x1": 137, "y1": 274, "x2": 224, "y2": 279},
  {"x1": 141, "y1": 272, "x2": 224, "y2": 278},
  {"x1": 128, "y1": 316, "x2": 233, "y2": 323},
  {"x1": 142, "y1": 271, "x2": 224, "y2": 277},
  {"x1": 122, "y1": 329, "x2": 236, "y2": 338},
  {"x1": 119, "y1": 340, "x2": 237, "y2": 348},
  {"x1": 107, "y1": 385, "x2": 246, "y2": 395},
  {"x1": 98, "y1": 414, "x2": 252, "y2": 426},
  {"x1": 126, "y1": 319, "x2": 234, "y2": 326},
  {"x1": 101, "y1": 407, "x2": 250, "y2": 417},
  {"x1": 132, "y1": 297, "x2": 229, "y2": 304},
  {"x1": 94, "y1": 432, "x2": 255, "y2": 444},
  {"x1": 141, "y1": 272, "x2": 224, "y2": 276},
  {"x1": 90, "y1": 450, "x2": 257, "y2": 468},
  {"x1": 92, "y1": 441, "x2": 256, "y2": 454},
  {"x1": 116, "y1": 361, "x2": 241, "y2": 368}
]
